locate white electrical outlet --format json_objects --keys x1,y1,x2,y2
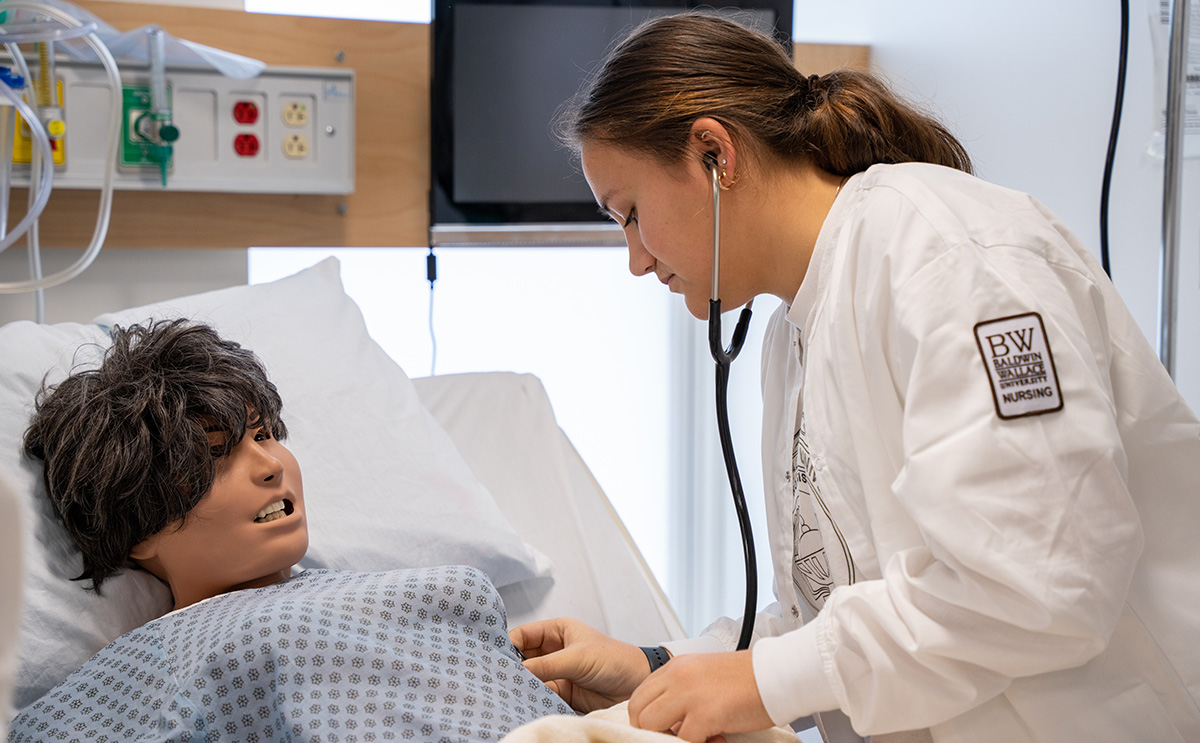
[
  {"x1": 281, "y1": 100, "x2": 309, "y2": 127},
  {"x1": 283, "y1": 133, "x2": 310, "y2": 159}
]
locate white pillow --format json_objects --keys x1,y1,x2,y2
[{"x1": 0, "y1": 257, "x2": 550, "y2": 714}]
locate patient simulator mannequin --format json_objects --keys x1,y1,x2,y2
[
  {"x1": 23, "y1": 319, "x2": 307, "y2": 611},
  {"x1": 11, "y1": 319, "x2": 574, "y2": 742}
]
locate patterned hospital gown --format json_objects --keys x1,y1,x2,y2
[{"x1": 8, "y1": 566, "x2": 574, "y2": 742}]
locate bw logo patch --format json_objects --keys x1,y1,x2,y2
[{"x1": 974, "y1": 312, "x2": 1063, "y2": 419}]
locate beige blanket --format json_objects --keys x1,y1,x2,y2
[{"x1": 502, "y1": 702, "x2": 801, "y2": 743}]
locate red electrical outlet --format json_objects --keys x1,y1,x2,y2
[
  {"x1": 233, "y1": 100, "x2": 259, "y2": 124},
  {"x1": 234, "y1": 133, "x2": 260, "y2": 157}
]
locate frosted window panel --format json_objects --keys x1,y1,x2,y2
[
  {"x1": 248, "y1": 247, "x2": 673, "y2": 591},
  {"x1": 245, "y1": 0, "x2": 430, "y2": 24}
]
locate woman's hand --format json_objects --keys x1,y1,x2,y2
[
  {"x1": 510, "y1": 617, "x2": 651, "y2": 713},
  {"x1": 628, "y1": 650, "x2": 774, "y2": 743}
]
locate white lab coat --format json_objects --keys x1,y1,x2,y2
[{"x1": 667, "y1": 163, "x2": 1200, "y2": 742}]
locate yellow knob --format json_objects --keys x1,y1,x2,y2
[{"x1": 46, "y1": 119, "x2": 66, "y2": 138}]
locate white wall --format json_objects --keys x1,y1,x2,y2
[{"x1": 797, "y1": 0, "x2": 1199, "y2": 409}]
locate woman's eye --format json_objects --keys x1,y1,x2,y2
[{"x1": 254, "y1": 429, "x2": 273, "y2": 442}]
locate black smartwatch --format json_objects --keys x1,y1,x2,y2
[{"x1": 640, "y1": 646, "x2": 671, "y2": 672}]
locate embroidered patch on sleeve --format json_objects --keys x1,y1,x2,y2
[{"x1": 973, "y1": 312, "x2": 1063, "y2": 419}]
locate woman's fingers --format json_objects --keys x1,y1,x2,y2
[{"x1": 627, "y1": 651, "x2": 774, "y2": 743}]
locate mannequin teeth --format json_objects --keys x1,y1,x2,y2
[{"x1": 254, "y1": 500, "x2": 287, "y2": 522}]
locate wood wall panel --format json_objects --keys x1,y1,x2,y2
[
  {"x1": 19, "y1": 3, "x2": 867, "y2": 249},
  {"x1": 795, "y1": 43, "x2": 871, "y2": 74}
]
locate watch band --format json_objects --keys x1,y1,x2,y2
[{"x1": 640, "y1": 645, "x2": 671, "y2": 673}]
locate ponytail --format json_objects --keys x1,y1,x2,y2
[
  {"x1": 799, "y1": 70, "x2": 972, "y2": 175},
  {"x1": 559, "y1": 13, "x2": 972, "y2": 176}
]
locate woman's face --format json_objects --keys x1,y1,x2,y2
[{"x1": 581, "y1": 141, "x2": 718, "y2": 319}]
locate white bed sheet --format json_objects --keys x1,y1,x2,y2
[{"x1": 413, "y1": 371, "x2": 685, "y2": 645}]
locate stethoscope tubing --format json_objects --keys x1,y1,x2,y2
[{"x1": 708, "y1": 164, "x2": 757, "y2": 652}]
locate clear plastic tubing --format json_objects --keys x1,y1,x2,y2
[
  {"x1": 0, "y1": 1, "x2": 120, "y2": 293},
  {"x1": 0, "y1": 21, "x2": 97, "y2": 44},
  {"x1": 0, "y1": 78, "x2": 53, "y2": 255},
  {"x1": 0, "y1": 100, "x2": 14, "y2": 240}
]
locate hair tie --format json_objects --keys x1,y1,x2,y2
[
  {"x1": 785, "y1": 75, "x2": 819, "y2": 114},
  {"x1": 807, "y1": 74, "x2": 826, "y2": 107}
]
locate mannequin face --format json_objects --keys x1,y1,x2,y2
[{"x1": 132, "y1": 424, "x2": 308, "y2": 610}]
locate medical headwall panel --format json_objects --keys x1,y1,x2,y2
[{"x1": 8, "y1": 61, "x2": 354, "y2": 195}]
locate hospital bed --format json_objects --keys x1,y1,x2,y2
[{"x1": 0, "y1": 257, "x2": 685, "y2": 730}]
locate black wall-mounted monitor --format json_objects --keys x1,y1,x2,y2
[{"x1": 429, "y1": 0, "x2": 794, "y2": 247}]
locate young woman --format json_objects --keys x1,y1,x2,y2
[{"x1": 510, "y1": 13, "x2": 1200, "y2": 743}]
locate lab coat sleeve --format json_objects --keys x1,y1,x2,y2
[{"x1": 758, "y1": 183, "x2": 1145, "y2": 734}]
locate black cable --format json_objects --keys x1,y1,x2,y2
[
  {"x1": 1100, "y1": 0, "x2": 1130, "y2": 277},
  {"x1": 427, "y1": 248, "x2": 438, "y2": 376}
]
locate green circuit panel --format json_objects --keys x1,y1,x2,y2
[{"x1": 120, "y1": 84, "x2": 172, "y2": 169}]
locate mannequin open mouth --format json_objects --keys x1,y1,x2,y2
[{"x1": 254, "y1": 499, "x2": 294, "y2": 523}]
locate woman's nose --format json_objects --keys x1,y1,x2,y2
[{"x1": 627, "y1": 232, "x2": 654, "y2": 277}]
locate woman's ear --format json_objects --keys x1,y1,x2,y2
[{"x1": 690, "y1": 117, "x2": 737, "y2": 182}]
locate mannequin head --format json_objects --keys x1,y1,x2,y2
[{"x1": 24, "y1": 320, "x2": 307, "y2": 609}]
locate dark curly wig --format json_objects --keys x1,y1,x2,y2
[{"x1": 23, "y1": 319, "x2": 288, "y2": 592}]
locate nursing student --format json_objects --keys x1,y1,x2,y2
[{"x1": 509, "y1": 13, "x2": 1200, "y2": 743}]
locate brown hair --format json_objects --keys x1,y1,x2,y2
[
  {"x1": 558, "y1": 13, "x2": 972, "y2": 176},
  {"x1": 23, "y1": 320, "x2": 288, "y2": 592}
]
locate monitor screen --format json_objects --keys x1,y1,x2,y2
[{"x1": 430, "y1": 0, "x2": 792, "y2": 246}]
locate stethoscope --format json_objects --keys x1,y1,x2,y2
[{"x1": 703, "y1": 152, "x2": 757, "y2": 652}]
